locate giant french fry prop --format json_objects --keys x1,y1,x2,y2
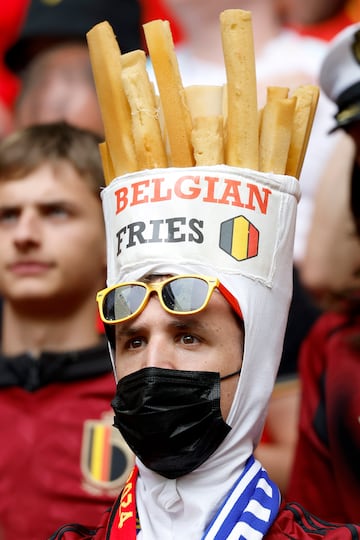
[{"x1": 86, "y1": 10, "x2": 319, "y2": 184}]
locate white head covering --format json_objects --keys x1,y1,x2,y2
[
  {"x1": 320, "y1": 22, "x2": 360, "y2": 130},
  {"x1": 101, "y1": 164, "x2": 300, "y2": 538}
]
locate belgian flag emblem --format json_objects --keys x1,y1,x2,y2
[
  {"x1": 220, "y1": 215, "x2": 259, "y2": 261},
  {"x1": 81, "y1": 417, "x2": 134, "y2": 492}
]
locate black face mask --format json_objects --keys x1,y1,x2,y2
[{"x1": 111, "y1": 367, "x2": 234, "y2": 479}]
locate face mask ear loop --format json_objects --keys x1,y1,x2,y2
[
  {"x1": 107, "y1": 341, "x2": 118, "y2": 383},
  {"x1": 220, "y1": 368, "x2": 242, "y2": 381}
]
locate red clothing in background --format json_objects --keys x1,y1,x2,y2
[
  {"x1": 287, "y1": 311, "x2": 360, "y2": 523},
  {"x1": 0, "y1": 342, "x2": 133, "y2": 540}
]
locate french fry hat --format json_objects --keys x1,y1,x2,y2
[
  {"x1": 101, "y1": 164, "x2": 300, "y2": 462},
  {"x1": 91, "y1": 9, "x2": 316, "y2": 476}
]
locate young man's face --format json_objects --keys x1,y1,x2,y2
[
  {"x1": 0, "y1": 162, "x2": 106, "y2": 313},
  {"x1": 114, "y1": 284, "x2": 244, "y2": 421},
  {"x1": 15, "y1": 45, "x2": 104, "y2": 136}
]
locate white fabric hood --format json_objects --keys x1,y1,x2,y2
[{"x1": 101, "y1": 165, "x2": 300, "y2": 538}]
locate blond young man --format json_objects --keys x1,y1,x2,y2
[{"x1": 0, "y1": 122, "x2": 133, "y2": 540}]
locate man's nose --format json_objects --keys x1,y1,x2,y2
[
  {"x1": 144, "y1": 336, "x2": 173, "y2": 369},
  {"x1": 14, "y1": 210, "x2": 41, "y2": 247},
  {"x1": 143, "y1": 334, "x2": 175, "y2": 370}
]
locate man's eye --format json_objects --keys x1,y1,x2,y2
[
  {"x1": 127, "y1": 337, "x2": 145, "y2": 349},
  {"x1": 180, "y1": 334, "x2": 198, "y2": 345},
  {"x1": 44, "y1": 205, "x2": 69, "y2": 218},
  {"x1": 0, "y1": 209, "x2": 19, "y2": 223}
]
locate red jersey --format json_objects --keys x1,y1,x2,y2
[
  {"x1": 50, "y1": 498, "x2": 360, "y2": 539},
  {"x1": 287, "y1": 311, "x2": 360, "y2": 523},
  {"x1": 0, "y1": 340, "x2": 134, "y2": 540}
]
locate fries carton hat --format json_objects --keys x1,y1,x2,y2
[
  {"x1": 320, "y1": 22, "x2": 360, "y2": 131},
  {"x1": 91, "y1": 11, "x2": 312, "y2": 527},
  {"x1": 101, "y1": 164, "x2": 300, "y2": 480}
]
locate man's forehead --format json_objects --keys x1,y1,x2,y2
[
  {"x1": 0, "y1": 163, "x2": 94, "y2": 203},
  {"x1": 141, "y1": 272, "x2": 174, "y2": 282}
]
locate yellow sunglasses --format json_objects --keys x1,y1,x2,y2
[{"x1": 96, "y1": 274, "x2": 242, "y2": 324}]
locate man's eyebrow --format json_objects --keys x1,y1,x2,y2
[
  {"x1": 170, "y1": 317, "x2": 206, "y2": 330},
  {"x1": 0, "y1": 204, "x2": 18, "y2": 210},
  {"x1": 36, "y1": 200, "x2": 82, "y2": 213},
  {"x1": 0, "y1": 199, "x2": 74, "y2": 208},
  {"x1": 115, "y1": 316, "x2": 207, "y2": 337},
  {"x1": 115, "y1": 325, "x2": 141, "y2": 339},
  {"x1": 38, "y1": 199, "x2": 77, "y2": 207}
]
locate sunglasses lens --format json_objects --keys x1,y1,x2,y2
[
  {"x1": 162, "y1": 277, "x2": 209, "y2": 312},
  {"x1": 103, "y1": 284, "x2": 147, "y2": 322}
]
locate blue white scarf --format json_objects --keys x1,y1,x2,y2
[{"x1": 202, "y1": 456, "x2": 281, "y2": 540}]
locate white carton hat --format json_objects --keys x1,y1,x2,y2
[
  {"x1": 320, "y1": 22, "x2": 360, "y2": 131},
  {"x1": 101, "y1": 164, "x2": 300, "y2": 459}
]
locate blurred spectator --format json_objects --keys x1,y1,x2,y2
[
  {"x1": 276, "y1": 0, "x2": 360, "y2": 41},
  {"x1": 270, "y1": 0, "x2": 360, "y2": 304},
  {"x1": 6, "y1": 0, "x2": 141, "y2": 73},
  {"x1": 287, "y1": 23, "x2": 360, "y2": 522},
  {"x1": 5, "y1": 0, "x2": 142, "y2": 135},
  {"x1": 293, "y1": 0, "x2": 360, "y2": 303},
  {"x1": 0, "y1": 122, "x2": 134, "y2": 540},
  {"x1": 300, "y1": 130, "x2": 360, "y2": 305},
  {"x1": 14, "y1": 42, "x2": 105, "y2": 134}
]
